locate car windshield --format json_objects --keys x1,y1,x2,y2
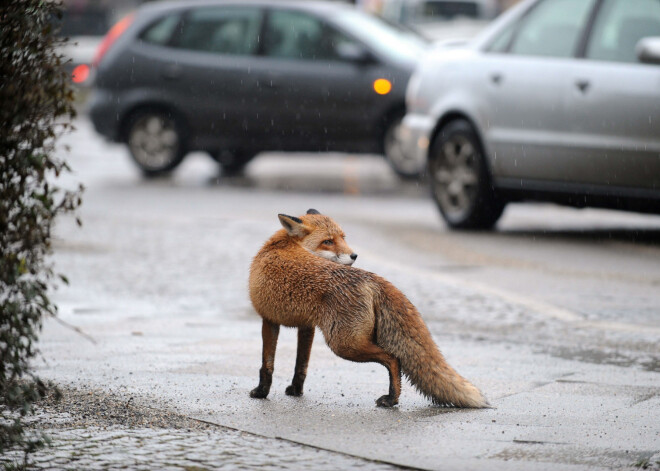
[
  {"x1": 335, "y1": 10, "x2": 427, "y2": 66},
  {"x1": 423, "y1": 1, "x2": 480, "y2": 20}
]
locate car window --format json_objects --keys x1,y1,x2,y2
[
  {"x1": 140, "y1": 14, "x2": 181, "y2": 46},
  {"x1": 263, "y1": 10, "x2": 344, "y2": 61},
  {"x1": 487, "y1": 21, "x2": 516, "y2": 53},
  {"x1": 174, "y1": 7, "x2": 261, "y2": 56},
  {"x1": 421, "y1": 1, "x2": 479, "y2": 20},
  {"x1": 586, "y1": 0, "x2": 660, "y2": 63},
  {"x1": 509, "y1": 0, "x2": 595, "y2": 58}
]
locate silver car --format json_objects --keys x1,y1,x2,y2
[{"x1": 401, "y1": 0, "x2": 660, "y2": 229}]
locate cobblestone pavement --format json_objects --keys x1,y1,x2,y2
[{"x1": 1, "y1": 387, "x2": 404, "y2": 471}]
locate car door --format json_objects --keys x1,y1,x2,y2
[
  {"x1": 481, "y1": 0, "x2": 597, "y2": 184},
  {"x1": 563, "y1": 0, "x2": 660, "y2": 191},
  {"x1": 250, "y1": 8, "x2": 375, "y2": 151},
  {"x1": 157, "y1": 6, "x2": 263, "y2": 151}
]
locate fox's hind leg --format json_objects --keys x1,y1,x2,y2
[
  {"x1": 337, "y1": 340, "x2": 401, "y2": 408},
  {"x1": 250, "y1": 319, "x2": 280, "y2": 399},
  {"x1": 286, "y1": 327, "x2": 315, "y2": 397}
]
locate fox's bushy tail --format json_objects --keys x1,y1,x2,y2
[{"x1": 375, "y1": 282, "x2": 490, "y2": 408}]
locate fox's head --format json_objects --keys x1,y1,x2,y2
[{"x1": 278, "y1": 209, "x2": 357, "y2": 266}]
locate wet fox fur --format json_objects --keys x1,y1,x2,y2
[{"x1": 248, "y1": 209, "x2": 489, "y2": 408}]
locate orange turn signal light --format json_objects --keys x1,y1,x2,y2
[{"x1": 373, "y1": 78, "x2": 392, "y2": 95}]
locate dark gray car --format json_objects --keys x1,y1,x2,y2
[{"x1": 89, "y1": 0, "x2": 426, "y2": 176}]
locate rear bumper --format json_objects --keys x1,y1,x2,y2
[
  {"x1": 88, "y1": 88, "x2": 122, "y2": 142},
  {"x1": 399, "y1": 113, "x2": 435, "y2": 172}
]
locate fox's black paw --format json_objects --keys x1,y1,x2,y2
[
  {"x1": 376, "y1": 395, "x2": 398, "y2": 408},
  {"x1": 250, "y1": 387, "x2": 269, "y2": 399},
  {"x1": 285, "y1": 384, "x2": 303, "y2": 397}
]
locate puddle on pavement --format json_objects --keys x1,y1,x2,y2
[
  {"x1": 53, "y1": 239, "x2": 109, "y2": 254},
  {"x1": 640, "y1": 358, "x2": 660, "y2": 373},
  {"x1": 490, "y1": 443, "x2": 657, "y2": 469},
  {"x1": 404, "y1": 406, "x2": 471, "y2": 422},
  {"x1": 544, "y1": 346, "x2": 660, "y2": 373},
  {"x1": 73, "y1": 307, "x2": 106, "y2": 315}
]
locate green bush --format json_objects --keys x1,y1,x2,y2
[{"x1": 0, "y1": 0, "x2": 82, "y2": 464}]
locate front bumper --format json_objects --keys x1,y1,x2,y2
[
  {"x1": 399, "y1": 113, "x2": 435, "y2": 172},
  {"x1": 88, "y1": 88, "x2": 122, "y2": 142}
]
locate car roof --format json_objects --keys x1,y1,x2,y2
[{"x1": 138, "y1": 0, "x2": 355, "y2": 17}]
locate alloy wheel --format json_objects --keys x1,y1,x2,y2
[
  {"x1": 431, "y1": 135, "x2": 479, "y2": 221},
  {"x1": 128, "y1": 114, "x2": 181, "y2": 172}
]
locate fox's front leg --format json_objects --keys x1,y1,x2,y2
[
  {"x1": 286, "y1": 327, "x2": 315, "y2": 397},
  {"x1": 250, "y1": 319, "x2": 280, "y2": 399}
]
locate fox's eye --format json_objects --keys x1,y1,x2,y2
[{"x1": 322, "y1": 239, "x2": 334, "y2": 246}]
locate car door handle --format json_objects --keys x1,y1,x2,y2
[
  {"x1": 576, "y1": 79, "x2": 590, "y2": 94},
  {"x1": 161, "y1": 64, "x2": 182, "y2": 80},
  {"x1": 490, "y1": 73, "x2": 503, "y2": 85}
]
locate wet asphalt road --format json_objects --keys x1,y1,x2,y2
[{"x1": 35, "y1": 116, "x2": 660, "y2": 470}]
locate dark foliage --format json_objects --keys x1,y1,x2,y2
[{"x1": 1, "y1": 0, "x2": 82, "y2": 465}]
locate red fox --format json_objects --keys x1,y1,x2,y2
[{"x1": 248, "y1": 209, "x2": 489, "y2": 408}]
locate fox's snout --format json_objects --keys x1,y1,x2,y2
[
  {"x1": 316, "y1": 250, "x2": 357, "y2": 266},
  {"x1": 335, "y1": 252, "x2": 358, "y2": 266}
]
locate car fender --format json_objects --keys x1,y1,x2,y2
[
  {"x1": 410, "y1": 45, "x2": 495, "y2": 176},
  {"x1": 428, "y1": 89, "x2": 495, "y2": 177},
  {"x1": 116, "y1": 88, "x2": 189, "y2": 142}
]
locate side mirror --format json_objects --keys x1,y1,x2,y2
[
  {"x1": 636, "y1": 36, "x2": 660, "y2": 64},
  {"x1": 336, "y1": 43, "x2": 376, "y2": 65}
]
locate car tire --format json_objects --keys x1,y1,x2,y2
[
  {"x1": 125, "y1": 110, "x2": 186, "y2": 176},
  {"x1": 429, "y1": 119, "x2": 505, "y2": 230},
  {"x1": 384, "y1": 115, "x2": 423, "y2": 179}
]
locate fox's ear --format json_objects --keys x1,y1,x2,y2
[
  {"x1": 306, "y1": 208, "x2": 321, "y2": 215},
  {"x1": 278, "y1": 214, "x2": 309, "y2": 238}
]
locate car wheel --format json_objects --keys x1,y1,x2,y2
[
  {"x1": 126, "y1": 110, "x2": 186, "y2": 176},
  {"x1": 384, "y1": 115, "x2": 423, "y2": 179},
  {"x1": 429, "y1": 119, "x2": 505, "y2": 230}
]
